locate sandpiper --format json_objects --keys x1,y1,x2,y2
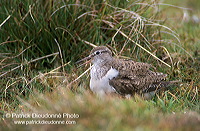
[{"x1": 77, "y1": 46, "x2": 177, "y2": 98}]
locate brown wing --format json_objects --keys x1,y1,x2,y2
[
  {"x1": 111, "y1": 58, "x2": 152, "y2": 77},
  {"x1": 108, "y1": 59, "x2": 168, "y2": 95}
]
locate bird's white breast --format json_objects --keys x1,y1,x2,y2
[{"x1": 90, "y1": 66, "x2": 119, "y2": 96}]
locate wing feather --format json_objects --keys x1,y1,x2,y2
[{"x1": 108, "y1": 59, "x2": 168, "y2": 95}]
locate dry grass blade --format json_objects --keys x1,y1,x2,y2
[
  {"x1": 26, "y1": 62, "x2": 71, "y2": 87},
  {"x1": 76, "y1": 34, "x2": 97, "y2": 47},
  {"x1": 54, "y1": 39, "x2": 65, "y2": 72},
  {"x1": 22, "y1": 4, "x2": 35, "y2": 22},
  {"x1": 0, "y1": 40, "x2": 19, "y2": 46},
  {"x1": 0, "y1": 15, "x2": 11, "y2": 29},
  {"x1": 55, "y1": 27, "x2": 77, "y2": 45},
  {"x1": 51, "y1": 4, "x2": 91, "y2": 17},
  {"x1": 157, "y1": 3, "x2": 192, "y2": 10},
  {"x1": 4, "y1": 77, "x2": 28, "y2": 97},
  {"x1": 102, "y1": 19, "x2": 172, "y2": 68},
  {"x1": 67, "y1": 66, "x2": 91, "y2": 87},
  {"x1": 0, "y1": 52, "x2": 59, "y2": 77},
  {"x1": 159, "y1": 46, "x2": 174, "y2": 68},
  {"x1": 0, "y1": 45, "x2": 33, "y2": 64}
]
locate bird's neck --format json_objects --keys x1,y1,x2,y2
[
  {"x1": 92, "y1": 57, "x2": 112, "y2": 66},
  {"x1": 91, "y1": 59, "x2": 113, "y2": 80}
]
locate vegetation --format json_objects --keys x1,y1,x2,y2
[{"x1": 0, "y1": 0, "x2": 199, "y2": 130}]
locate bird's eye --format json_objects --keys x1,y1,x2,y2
[{"x1": 95, "y1": 51, "x2": 101, "y2": 55}]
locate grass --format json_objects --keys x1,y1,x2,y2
[{"x1": 0, "y1": 0, "x2": 200, "y2": 130}]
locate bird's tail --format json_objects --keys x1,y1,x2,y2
[{"x1": 143, "y1": 80, "x2": 181, "y2": 93}]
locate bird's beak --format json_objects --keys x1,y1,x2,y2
[{"x1": 76, "y1": 55, "x2": 92, "y2": 67}]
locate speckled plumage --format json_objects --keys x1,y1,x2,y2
[{"x1": 78, "y1": 46, "x2": 176, "y2": 97}]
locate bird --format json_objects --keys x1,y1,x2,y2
[{"x1": 77, "y1": 46, "x2": 178, "y2": 99}]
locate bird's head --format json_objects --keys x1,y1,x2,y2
[{"x1": 76, "y1": 46, "x2": 112, "y2": 66}]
